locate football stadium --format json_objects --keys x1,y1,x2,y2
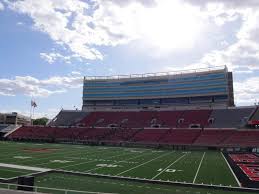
[{"x1": 0, "y1": 66, "x2": 259, "y2": 194}]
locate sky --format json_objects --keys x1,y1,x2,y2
[{"x1": 0, "y1": 0, "x2": 259, "y2": 119}]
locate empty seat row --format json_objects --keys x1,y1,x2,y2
[{"x1": 9, "y1": 125, "x2": 259, "y2": 147}]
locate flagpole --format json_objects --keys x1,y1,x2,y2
[
  {"x1": 32, "y1": 106, "x2": 35, "y2": 124},
  {"x1": 30, "y1": 98, "x2": 33, "y2": 125}
]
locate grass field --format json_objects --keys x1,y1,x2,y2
[{"x1": 0, "y1": 141, "x2": 253, "y2": 194}]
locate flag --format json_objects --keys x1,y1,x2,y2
[{"x1": 31, "y1": 100, "x2": 37, "y2": 108}]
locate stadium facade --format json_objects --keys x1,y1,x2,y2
[
  {"x1": 0, "y1": 112, "x2": 31, "y2": 125},
  {"x1": 82, "y1": 66, "x2": 234, "y2": 111}
]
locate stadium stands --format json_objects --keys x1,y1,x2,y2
[
  {"x1": 77, "y1": 108, "x2": 254, "y2": 129},
  {"x1": 80, "y1": 111, "x2": 159, "y2": 128},
  {"x1": 7, "y1": 124, "x2": 259, "y2": 148},
  {"x1": 49, "y1": 110, "x2": 88, "y2": 126},
  {"x1": 8, "y1": 126, "x2": 114, "y2": 142},
  {"x1": 222, "y1": 131, "x2": 259, "y2": 147},
  {"x1": 0, "y1": 125, "x2": 8, "y2": 132},
  {"x1": 7, "y1": 106, "x2": 259, "y2": 148},
  {"x1": 102, "y1": 128, "x2": 140, "y2": 142},
  {"x1": 155, "y1": 111, "x2": 182, "y2": 128},
  {"x1": 131, "y1": 128, "x2": 169, "y2": 143},
  {"x1": 209, "y1": 108, "x2": 254, "y2": 128},
  {"x1": 193, "y1": 129, "x2": 234, "y2": 146},
  {"x1": 0, "y1": 125, "x2": 8, "y2": 138},
  {"x1": 248, "y1": 106, "x2": 259, "y2": 126},
  {"x1": 177, "y1": 110, "x2": 212, "y2": 128},
  {"x1": 8, "y1": 126, "x2": 52, "y2": 140},
  {"x1": 160, "y1": 129, "x2": 201, "y2": 145}
]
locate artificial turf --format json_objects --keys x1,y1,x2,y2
[
  {"x1": 0, "y1": 141, "x2": 251, "y2": 194},
  {"x1": 34, "y1": 173, "x2": 251, "y2": 194},
  {"x1": 0, "y1": 167, "x2": 35, "y2": 179}
]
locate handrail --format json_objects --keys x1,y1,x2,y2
[
  {"x1": 84, "y1": 66, "x2": 227, "y2": 81},
  {"x1": 0, "y1": 182, "x2": 118, "y2": 194}
]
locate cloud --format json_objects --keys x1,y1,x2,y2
[
  {"x1": 0, "y1": 74, "x2": 83, "y2": 97},
  {"x1": 184, "y1": 0, "x2": 259, "y2": 8},
  {"x1": 71, "y1": 71, "x2": 81, "y2": 75},
  {"x1": 40, "y1": 52, "x2": 77, "y2": 64},
  {"x1": 40, "y1": 52, "x2": 61, "y2": 64},
  {"x1": 6, "y1": 0, "x2": 208, "y2": 61},
  {"x1": 197, "y1": 40, "x2": 259, "y2": 71},
  {"x1": 100, "y1": 0, "x2": 156, "y2": 7},
  {"x1": 6, "y1": 0, "x2": 145, "y2": 61},
  {"x1": 234, "y1": 77, "x2": 259, "y2": 105},
  {"x1": 174, "y1": 1, "x2": 259, "y2": 73},
  {"x1": 183, "y1": 0, "x2": 259, "y2": 30},
  {"x1": 16, "y1": 21, "x2": 24, "y2": 25},
  {"x1": 237, "y1": 10, "x2": 259, "y2": 43},
  {"x1": 0, "y1": 2, "x2": 4, "y2": 10},
  {"x1": 8, "y1": 0, "x2": 105, "y2": 60}
]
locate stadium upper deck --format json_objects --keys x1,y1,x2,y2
[{"x1": 82, "y1": 66, "x2": 234, "y2": 110}]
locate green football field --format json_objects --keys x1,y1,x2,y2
[{"x1": 0, "y1": 141, "x2": 254, "y2": 194}]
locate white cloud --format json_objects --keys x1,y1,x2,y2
[
  {"x1": 0, "y1": 74, "x2": 83, "y2": 97},
  {"x1": 100, "y1": 0, "x2": 156, "y2": 7},
  {"x1": 197, "y1": 40, "x2": 259, "y2": 71},
  {"x1": 7, "y1": 0, "x2": 103, "y2": 60},
  {"x1": 40, "y1": 52, "x2": 77, "y2": 64},
  {"x1": 0, "y1": 3, "x2": 4, "y2": 11},
  {"x1": 173, "y1": 1, "x2": 259, "y2": 73},
  {"x1": 6, "y1": 0, "x2": 209, "y2": 61},
  {"x1": 234, "y1": 77, "x2": 259, "y2": 105},
  {"x1": 40, "y1": 53, "x2": 59, "y2": 64},
  {"x1": 16, "y1": 22, "x2": 24, "y2": 25},
  {"x1": 7, "y1": 0, "x2": 143, "y2": 61},
  {"x1": 185, "y1": 0, "x2": 259, "y2": 8},
  {"x1": 237, "y1": 10, "x2": 259, "y2": 43},
  {"x1": 71, "y1": 71, "x2": 81, "y2": 75}
]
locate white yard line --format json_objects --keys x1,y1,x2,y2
[
  {"x1": 116, "y1": 152, "x2": 172, "y2": 176},
  {"x1": 85, "y1": 151, "x2": 152, "y2": 173},
  {"x1": 0, "y1": 149, "x2": 80, "y2": 164},
  {"x1": 60, "y1": 152, "x2": 135, "y2": 170},
  {"x1": 0, "y1": 163, "x2": 50, "y2": 172},
  {"x1": 221, "y1": 152, "x2": 241, "y2": 187},
  {"x1": 193, "y1": 152, "x2": 206, "y2": 183},
  {"x1": 151, "y1": 153, "x2": 187, "y2": 180},
  {"x1": 0, "y1": 168, "x2": 31, "y2": 174},
  {"x1": 35, "y1": 148, "x2": 106, "y2": 166}
]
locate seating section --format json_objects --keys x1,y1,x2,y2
[
  {"x1": 249, "y1": 107, "x2": 259, "y2": 125},
  {"x1": 160, "y1": 129, "x2": 201, "y2": 145},
  {"x1": 131, "y1": 128, "x2": 169, "y2": 143},
  {"x1": 9, "y1": 126, "x2": 54, "y2": 140},
  {"x1": 177, "y1": 110, "x2": 212, "y2": 128},
  {"x1": 79, "y1": 110, "x2": 206, "y2": 128},
  {"x1": 222, "y1": 131, "x2": 259, "y2": 147},
  {"x1": 193, "y1": 129, "x2": 234, "y2": 146},
  {"x1": 7, "y1": 107, "x2": 259, "y2": 147},
  {"x1": 80, "y1": 111, "x2": 160, "y2": 128},
  {"x1": 53, "y1": 108, "x2": 254, "y2": 129},
  {"x1": 209, "y1": 108, "x2": 254, "y2": 128},
  {"x1": 0, "y1": 125, "x2": 8, "y2": 132},
  {"x1": 8, "y1": 126, "x2": 113, "y2": 141},
  {"x1": 103, "y1": 128, "x2": 140, "y2": 142},
  {"x1": 7, "y1": 125, "x2": 259, "y2": 147},
  {"x1": 153, "y1": 111, "x2": 182, "y2": 128},
  {"x1": 49, "y1": 110, "x2": 88, "y2": 126}
]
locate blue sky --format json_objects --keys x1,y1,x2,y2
[{"x1": 0, "y1": 0, "x2": 259, "y2": 118}]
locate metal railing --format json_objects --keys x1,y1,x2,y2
[
  {"x1": 0, "y1": 182, "x2": 118, "y2": 194},
  {"x1": 84, "y1": 66, "x2": 227, "y2": 81}
]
